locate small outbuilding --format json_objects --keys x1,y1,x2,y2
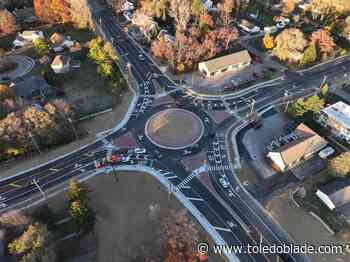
[
  {"x1": 198, "y1": 50, "x2": 251, "y2": 78},
  {"x1": 51, "y1": 55, "x2": 71, "y2": 74}
]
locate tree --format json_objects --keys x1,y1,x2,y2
[
  {"x1": 287, "y1": 95, "x2": 325, "y2": 116},
  {"x1": 33, "y1": 39, "x2": 49, "y2": 57},
  {"x1": 160, "y1": 210, "x2": 200, "y2": 262},
  {"x1": 310, "y1": 29, "x2": 336, "y2": 59},
  {"x1": 273, "y1": 28, "x2": 307, "y2": 63},
  {"x1": 309, "y1": 0, "x2": 350, "y2": 21},
  {"x1": 299, "y1": 42, "x2": 317, "y2": 67},
  {"x1": 263, "y1": 33, "x2": 275, "y2": 50},
  {"x1": 67, "y1": 178, "x2": 89, "y2": 203},
  {"x1": 34, "y1": 0, "x2": 71, "y2": 23},
  {"x1": 0, "y1": 9, "x2": 18, "y2": 36},
  {"x1": 0, "y1": 84, "x2": 15, "y2": 100},
  {"x1": 8, "y1": 223, "x2": 55, "y2": 262},
  {"x1": 69, "y1": 0, "x2": 92, "y2": 28},
  {"x1": 320, "y1": 83, "x2": 329, "y2": 97},
  {"x1": 191, "y1": 0, "x2": 204, "y2": 24},
  {"x1": 67, "y1": 179, "x2": 94, "y2": 233},
  {"x1": 217, "y1": 0, "x2": 235, "y2": 26},
  {"x1": 169, "y1": 0, "x2": 191, "y2": 32},
  {"x1": 342, "y1": 16, "x2": 350, "y2": 42},
  {"x1": 282, "y1": 0, "x2": 297, "y2": 15},
  {"x1": 330, "y1": 152, "x2": 350, "y2": 177}
]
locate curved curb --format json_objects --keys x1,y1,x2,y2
[{"x1": 144, "y1": 109, "x2": 205, "y2": 150}]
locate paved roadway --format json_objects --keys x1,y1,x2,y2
[{"x1": 1, "y1": 6, "x2": 350, "y2": 262}]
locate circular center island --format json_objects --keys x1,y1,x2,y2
[{"x1": 145, "y1": 108, "x2": 204, "y2": 150}]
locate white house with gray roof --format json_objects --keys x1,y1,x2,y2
[{"x1": 317, "y1": 101, "x2": 350, "y2": 142}]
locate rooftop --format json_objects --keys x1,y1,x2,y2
[
  {"x1": 322, "y1": 101, "x2": 350, "y2": 129},
  {"x1": 199, "y1": 50, "x2": 251, "y2": 73},
  {"x1": 278, "y1": 124, "x2": 327, "y2": 165}
]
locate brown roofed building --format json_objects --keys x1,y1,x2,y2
[
  {"x1": 267, "y1": 124, "x2": 327, "y2": 172},
  {"x1": 198, "y1": 50, "x2": 251, "y2": 78}
]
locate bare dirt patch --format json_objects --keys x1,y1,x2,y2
[
  {"x1": 265, "y1": 190, "x2": 349, "y2": 262},
  {"x1": 146, "y1": 108, "x2": 204, "y2": 149}
]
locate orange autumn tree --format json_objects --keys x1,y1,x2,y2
[{"x1": 34, "y1": 0, "x2": 71, "y2": 23}]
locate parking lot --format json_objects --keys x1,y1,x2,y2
[{"x1": 242, "y1": 113, "x2": 290, "y2": 179}]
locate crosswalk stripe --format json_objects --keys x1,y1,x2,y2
[
  {"x1": 187, "y1": 197, "x2": 204, "y2": 201},
  {"x1": 214, "y1": 226, "x2": 231, "y2": 232}
]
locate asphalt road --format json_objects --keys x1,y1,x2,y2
[{"x1": 1, "y1": 6, "x2": 350, "y2": 262}]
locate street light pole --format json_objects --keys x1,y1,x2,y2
[{"x1": 32, "y1": 178, "x2": 46, "y2": 200}]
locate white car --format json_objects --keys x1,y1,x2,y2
[
  {"x1": 134, "y1": 148, "x2": 146, "y2": 154},
  {"x1": 122, "y1": 156, "x2": 130, "y2": 162},
  {"x1": 0, "y1": 203, "x2": 7, "y2": 209}
]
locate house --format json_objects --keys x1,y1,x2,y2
[
  {"x1": 10, "y1": 76, "x2": 50, "y2": 100},
  {"x1": 198, "y1": 50, "x2": 251, "y2": 78},
  {"x1": 18, "y1": 30, "x2": 44, "y2": 41},
  {"x1": 316, "y1": 176, "x2": 350, "y2": 220},
  {"x1": 238, "y1": 19, "x2": 261, "y2": 33},
  {"x1": 316, "y1": 101, "x2": 350, "y2": 143},
  {"x1": 51, "y1": 55, "x2": 71, "y2": 74},
  {"x1": 267, "y1": 124, "x2": 327, "y2": 172},
  {"x1": 49, "y1": 32, "x2": 75, "y2": 52},
  {"x1": 13, "y1": 36, "x2": 31, "y2": 48}
]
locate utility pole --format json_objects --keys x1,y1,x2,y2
[
  {"x1": 127, "y1": 63, "x2": 132, "y2": 81},
  {"x1": 168, "y1": 183, "x2": 173, "y2": 200},
  {"x1": 67, "y1": 117, "x2": 78, "y2": 140},
  {"x1": 32, "y1": 178, "x2": 46, "y2": 200},
  {"x1": 249, "y1": 99, "x2": 256, "y2": 122},
  {"x1": 29, "y1": 131, "x2": 41, "y2": 155},
  {"x1": 284, "y1": 90, "x2": 290, "y2": 112}
]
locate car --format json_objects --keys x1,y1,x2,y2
[
  {"x1": 139, "y1": 54, "x2": 145, "y2": 61},
  {"x1": 80, "y1": 168, "x2": 86, "y2": 173},
  {"x1": 219, "y1": 177, "x2": 229, "y2": 189},
  {"x1": 110, "y1": 154, "x2": 122, "y2": 163},
  {"x1": 122, "y1": 156, "x2": 130, "y2": 162},
  {"x1": 94, "y1": 160, "x2": 103, "y2": 168},
  {"x1": 215, "y1": 156, "x2": 221, "y2": 164},
  {"x1": 318, "y1": 146, "x2": 335, "y2": 159},
  {"x1": 227, "y1": 189, "x2": 234, "y2": 197},
  {"x1": 0, "y1": 203, "x2": 7, "y2": 209},
  {"x1": 134, "y1": 148, "x2": 146, "y2": 154},
  {"x1": 183, "y1": 149, "x2": 192, "y2": 156}
]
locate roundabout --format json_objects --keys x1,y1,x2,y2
[
  {"x1": 0, "y1": 55, "x2": 35, "y2": 83},
  {"x1": 145, "y1": 108, "x2": 205, "y2": 150}
]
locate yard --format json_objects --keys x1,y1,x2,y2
[
  {"x1": 27, "y1": 172, "x2": 225, "y2": 262},
  {"x1": 265, "y1": 184, "x2": 350, "y2": 262}
]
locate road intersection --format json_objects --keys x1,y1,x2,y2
[{"x1": 1, "y1": 6, "x2": 350, "y2": 262}]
